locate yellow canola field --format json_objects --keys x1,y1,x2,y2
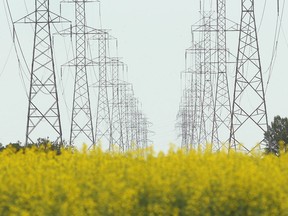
[{"x1": 0, "y1": 146, "x2": 288, "y2": 216}]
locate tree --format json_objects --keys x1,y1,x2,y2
[
  {"x1": 0, "y1": 143, "x2": 4, "y2": 152},
  {"x1": 264, "y1": 115, "x2": 288, "y2": 155},
  {"x1": 6, "y1": 141, "x2": 23, "y2": 152},
  {"x1": 0, "y1": 138, "x2": 70, "y2": 154}
]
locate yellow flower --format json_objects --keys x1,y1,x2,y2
[{"x1": 0, "y1": 145, "x2": 288, "y2": 215}]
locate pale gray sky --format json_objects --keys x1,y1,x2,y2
[{"x1": 0, "y1": 0, "x2": 287, "y2": 152}]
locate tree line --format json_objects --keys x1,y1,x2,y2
[{"x1": 0, "y1": 116, "x2": 287, "y2": 156}]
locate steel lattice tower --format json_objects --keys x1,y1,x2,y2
[
  {"x1": 211, "y1": 0, "x2": 231, "y2": 149},
  {"x1": 129, "y1": 95, "x2": 138, "y2": 149},
  {"x1": 60, "y1": 0, "x2": 98, "y2": 146},
  {"x1": 198, "y1": 13, "x2": 217, "y2": 147},
  {"x1": 139, "y1": 114, "x2": 151, "y2": 149},
  {"x1": 229, "y1": 0, "x2": 268, "y2": 152},
  {"x1": 178, "y1": 89, "x2": 191, "y2": 150},
  {"x1": 59, "y1": 0, "x2": 151, "y2": 150},
  {"x1": 178, "y1": 7, "x2": 223, "y2": 151},
  {"x1": 88, "y1": 34, "x2": 150, "y2": 151},
  {"x1": 119, "y1": 82, "x2": 133, "y2": 150},
  {"x1": 192, "y1": 43, "x2": 205, "y2": 147},
  {"x1": 94, "y1": 31, "x2": 112, "y2": 147},
  {"x1": 12, "y1": 0, "x2": 151, "y2": 150},
  {"x1": 16, "y1": 0, "x2": 68, "y2": 145},
  {"x1": 110, "y1": 58, "x2": 125, "y2": 151},
  {"x1": 177, "y1": 39, "x2": 206, "y2": 151}
]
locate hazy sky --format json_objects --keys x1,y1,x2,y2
[{"x1": 0, "y1": 0, "x2": 287, "y2": 152}]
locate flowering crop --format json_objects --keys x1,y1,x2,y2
[{"x1": 0, "y1": 145, "x2": 288, "y2": 215}]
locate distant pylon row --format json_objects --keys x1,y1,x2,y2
[
  {"x1": 177, "y1": 0, "x2": 269, "y2": 152},
  {"x1": 12, "y1": 0, "x2": 152, "y2": 150}
]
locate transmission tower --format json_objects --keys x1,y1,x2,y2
[
  {"x1": 178, "y1": 44, "x2": 202, "y2": 152},
  {"x1": 229, "y1": 0, "x2": 268, "y2": 152},
  {"x1": 140, "y1": 114, "x2": 152, "y2": 149},
  {"x1": 94, "y1": 30, "x2": 113, "y2": 147},
  {"x1": 59, "y1": 0, "x2": 151, "y2": 150},
  {"x1": 193, "y1": 43, "x2": 205, "y2": 147},
  {"x1": 198, "y1": 13, "x2": 216, "y2": 146},
  {"x1": 60, "y1": 0, "x2": 98, "y2": 146},
  {"x1": 135, "y1": 105, "x2": 150, "y2": 149},
  {"x1": 177, "y1": 89, "x2": 192, "y2": 151},
  {"x1": 128, "y1": 95, "x2": 139, "y2": 149},
  {"x1": 87, "y1": 28, "x2": 152, "y2": 151},
  {"x1": 87, "y1": 30, "x2": 124, "y2": 150},
  {"x1": 117, "y1": 82, "x2": 151, "y2": 150},
  {"x1": 16, "y1": 0, "x2": 69, "y2": 145},
  {"x1": 189, "y1": 12, "x2": 217, "y2": 148},
  {"x1": 119, "y1": 81, "x2": 133, "y2": 150},
  {"x1": 110, "y1": 58, "x2": 125, "y2": 151},
  {"x1": 211, "y1": 0, "x2": 231, "y2": 149},
  {"x1": 177, "y1": 15, "x2": 217, "y2": 151}
]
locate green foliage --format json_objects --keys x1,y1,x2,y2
[
  {"x1": 5, "y1": 141, "x2": 22, "y2": 152},
  {"x1": 0, "y1": 138, "x2": 70, "y2": 154},
  {"x1": 264, "y1": 115, "x2": 288, "y2": 155}
]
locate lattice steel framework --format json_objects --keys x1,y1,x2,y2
[
  {"x1": 211, "y1": 0, "x2": 231, "y2": 149},
  {"x1": 118, "y1": 82, "x2": 133, "y2": 150},
  {"x1": 87, "y1": 29, "x2": 151, "y2": 151},
  {"x1": 59, "y1": 0, "x2": 151, "y2": 150},
  {"x1": 193, "y1": 43, "x2": 205, "y2": 147},
  {"x1": 60, "y1": 0, "x2": 98, "y2": 146},
  {"x1": 117, "y1": 84, "x2": 151, "y2": 150},
  {"x1": 110, "y1": 58, "x2": 125, "y2": 151},
  {"x1": 199, "y1": 13, "x2": 216, "y2": 146},
  {"x1": 128, "y1": 95, "x2": 138, "y2": 149},
  {"x1": 139, "y1": 114, "x2": 151, "y2": 149},
  {"x1": 94, "y1": 31, "x2": 112, "y2": 147},
  {"x1": 178, "y1": 46, "x2": 202, "y2": 152},
  {"x1": 16, "y1": 0, "x2": 69, "y2": 144},
  {"x1": 88, "y1": 31, "x2": 125, "y2": 150},
  {"x1": 229, "y1": 0, "x2": 268, "y2": 152},
  {"x1": 178, "y1": 9, "x2": 222, "y2": 151},
  {"x1": 189, "y1": 12, "x2": 217, "y2": 148},
  {"x1": 178, "y1": 89, "x2": 191, "y2": 150},
  {"x1": 135, "y1": 106, "x2": 150, "y2": 150}
]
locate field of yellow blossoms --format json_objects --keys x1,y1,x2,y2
[{"x1": 0, "y1": 145, "x2": 288, "y2": 216}]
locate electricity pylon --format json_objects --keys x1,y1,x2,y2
[
  {"x1": 94, "y1": 31, "x2": 113, "y2": 147},
  {"x1": 178, "y1": 41, "x2": 203, "y2": 151},
  {"x1": 110, "y1": 58, "x2": 125, "y2": 151},
  {"x1": 15, "y1": 0, "x2": 69, "y2": 145},
  {"x1": 211, "y1": 0, "x2": 231, "y2": 150},
  {"x1": 229, "y1": 0, "x2": 268, "y2": 152},
  {"x1": 190, "y1": 12, "x2": 217, "y2": 148},
  {"x1": 60, "y1": 0, "x2": 98, "y2": 146},
  {"x1": 198, "y1": 13, "x2": 216, "y2": 146},
  {"x1": 118, "y1": 81, "x2": 134, "y2": 150}
]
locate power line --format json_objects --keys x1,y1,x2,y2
[
  {"x1": 0, "y1": 43, "x2": 13, "y2": 78},
  {"x1": 265, "y1": 0, "x2": 286, "y2": 94},
  {"x1": 4, "y1": 0, "x2": 29, "y2": 97}
]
